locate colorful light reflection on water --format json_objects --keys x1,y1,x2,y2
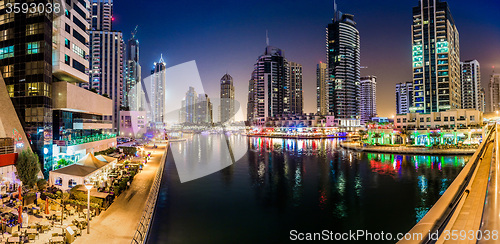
[{"x1": 148, "y1": 136, "x2": 469, "y2": 243}]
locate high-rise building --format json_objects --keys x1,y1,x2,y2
[
  {"x1": 1, "y1": 0, "x2": 115, "y2": 172},
  {"x1": 489, "y1": 74, "x2": 500, "y2": 112},
  {"x1": 316, "y1": 62, "x2": 328, "y2": 116},
  {"x1": 359, "y1": 76, "x2": 377, "y2": 124},
  {"x1": 460, "y1": 60, "x2": 482, "y2": 112},
  {"x1": 479, "y1": 87, "x2": 486, "y2": 113},
  {"x1": 410, "y1": 0, "x2": 460, "y2": 113},
  {"x1": 196, "y1": 94, "x2": 213, "y2": 124},
  {"x1": 247, "y1": 46, "x2": 289, "y2": 122},
  {"x1": 150, "y1": 56, "x2": 166, "y2": 124},
  {"x1": 247, "y1": 73, "x2": 256, "y2": 121},
  {"x1": 326, "y1": 2, "x2": 360, "y2": 119},
  {"x1": 396, "y1": 82, "x2": 414, "y2": 114},
  {"x1": 182, "y1": 87, "x2": 197, "y2": 124},
  {"x1": 0, "y1": 0, "x2": 56, "y2": 169},
  {"x1": 220, "y1": 73, "x2": 235, "y2": 124},
  {"x1": 125, "y1": 29, "x2": 142, "y2": 111},
  {"x1": 288, "y1": 61, "x2": 303, "y2": 115},
  {"x1": 88, "y1": 0, "x2": 112, "y2": 30},
  {"x1": 84, "y1": 0, "x2": 125, "y2": 133}
]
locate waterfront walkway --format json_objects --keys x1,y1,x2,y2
[
  {"x1": 398, "y1": 125, "x2": 497, "y2": 243},
  {"x1": 73, "y1": 143, "x2": 167, "y2": 244},
  {"x1": 341, "y1": 142, "x2": 476, "y2": 155}
]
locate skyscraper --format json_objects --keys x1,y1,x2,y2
[
  {"x1": 151, "y1": 56, "x2": 166, "y2": 125},
  {"x1": 460, "y1": 60, "x2": 482, "y2": 112},
  {"x1": 84, "y1": 0, "x2": 125, "y2": 133},
  {"x1": 125, "y1": 28, "x2": 142, "y2": 111},
  {"x1": 395, "y1": 82, "x2": 414, "y2": 114},
  {"x1": 182, "y1": 87, "x2": 197, "y2": 124},
  {"x1": 247, "y1": 45, "x2": 289, "y2": 122},
  {"x1": 0, "y1": 3, "x2": 55, "y2": 168},
  {"x1": 410, "y1": 0, "x2": 460, "y2": 113},
  {"x1": 0, "y1": 0, "x2": 115, "y2": 172},
  {"x1": 326, "y1": 2, "x2": 360, "y2": 119},
  {"x1": 316, "y1": 62, "x2": 328, "y2": 116},
  {"x1": 360, "y1": 76, "x2": 377, "y2": 124},
  {"x1": 489, "y1": 73, "x2": 500, "y2": 112},
  {"x1": 196, "y1": 94, "x2": 213, "y2": 124},
  {"x1": 220, "y1": 73, "x2": 235, "y2": 124},
  {"x1": 288, "y1": 61, "x2": 303, "y2": 115},
  {"x1": 479, "y1": 87, "x2": 486, "y2": 113}
]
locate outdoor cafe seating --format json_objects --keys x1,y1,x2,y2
[
  {"x1": 6, "y1": 236, "x2": 20, "y2": 244},
  {"x1": 49, "y1": 235, "x2": 64, "y2": 244}
]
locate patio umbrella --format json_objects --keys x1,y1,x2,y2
[{"x1": 45, "y1": 198, "x2": 49, "y2": 215}]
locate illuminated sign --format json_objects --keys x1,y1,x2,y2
[{"x1": 13, "y1": 129, "x2": 24, "y2": 148}]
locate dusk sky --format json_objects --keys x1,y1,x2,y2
[{"x1": 114, "y1": 0, "x2": 500, "y2": 118}]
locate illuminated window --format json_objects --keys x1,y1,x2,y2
[
  {"x1": 2, "y1": 65, "x2": 13, "y2": 78},
  {"x1": 0, "y1": 13, "x2": 14, "y2": 25},
  {"x1": 0, "y1": 28, "x2": 13, "y2": 41},
  {"x1": 55, "y1": 177, "x2": 63, "y2": 186},
  {"x1": 6, "y1": 84, "x2": 14, "y2": 97},
  {"x1": 26, "y1": 82, "x2": 40, "y2": 96},
  {"x1": 27, "y1": 42, "x2": 41, "y2": 54},
  {"x1": 65, "y1": 55, "x2": 70, "y2": 65},
  {"x1": 65, "y1": 38, "x2": 70, "y2": 48},
  {"x1": 72, "y1": 44, "x2": 85, "y2": 58},
  {"x1": 68, "y1": 179, "x2": 77, "y2": 188},
  {"x1": 0, "y1": 46, "x2": 14, "y2": 59},
  {"x1": 26, "y1": 23, "x2": 43, "y2": 36}
]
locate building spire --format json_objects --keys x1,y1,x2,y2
[
  {"x1": 334, "y1": 0, "x2": 337, "y2": 21},
  {"x1": 266, "y1": 30, "x2": 269, "y2": 46},
  {"x1": 159, "y1": 53, "x2": 164, "y2": 63}
]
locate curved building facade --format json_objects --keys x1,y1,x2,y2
[{"x1": 327, "y1": 7, "x2": 360, "y2": 119}]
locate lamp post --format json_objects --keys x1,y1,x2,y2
[{"x1": 85, "y1": 183, "x2": 92, "y2": 234}]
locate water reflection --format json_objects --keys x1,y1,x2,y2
[
  {"x1": 248, "y1": 137, "x2": 468, "y2": 224},
  {"x1": 148, "y1": 135, "x2": 469, "y2": 243}
]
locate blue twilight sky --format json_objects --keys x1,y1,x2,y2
[{"x1": 113, "y1": 0, "x2": 500, "y2": 117}]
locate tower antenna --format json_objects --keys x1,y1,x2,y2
[
  {"x1": 333, "y1": 0, "x2": 337, "y2": 21},
  {"x1": 131, "y1": 25, "x2": 139, "y2": 39},
  {"x1": 266, "y1": 30, "x2": 269, "y2": 46}
]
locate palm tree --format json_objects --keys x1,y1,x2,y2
[
  {"x1": 400, "y1": 129, "x2": 408, "y2": 145},
  {"x1": 372, "y1": 132, "x2": 382, "y2": 145},
  {"x1": 429, "y1": 131, "x2": 441, "y2": 146},
  {"x1": 358, "y1": 130, "x2": 367, "y2": 142}
]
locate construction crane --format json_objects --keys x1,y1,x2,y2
[{"x1": 131, "y1": 25, "x2": 139, "y2": 39}]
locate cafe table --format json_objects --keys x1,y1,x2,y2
[
  {"x1": 51, "y1": 236, "x2": 64, "y2": 244},
  {"x1": 7, "y1": 236, "x2": 20, "y2": 244}
]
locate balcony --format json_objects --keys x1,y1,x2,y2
[
  {"x1": 0, "y1": 138, "x2": 14, "y2": 155},
  {"x1": 55, "y1": 133, "x2": 116, "y2": 146}
]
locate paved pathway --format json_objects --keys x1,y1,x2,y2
[{"x1": 73, "y1": 143, "x2": 167, "y2": 244}]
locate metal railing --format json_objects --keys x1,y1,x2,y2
[
  {"x1": 0, "y1": 138, "x2": 14, "y2": 154},
  {"x1": 131, "y1": 144, "x2": 168, "y2": 244},
  {"x1": 398, "y1": 125, "x2": 495, "y2": 243}
]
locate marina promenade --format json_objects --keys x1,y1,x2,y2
[
  {"x1": 73, "y1": 143, "x2": 167, "y2": 244},
  {"x1": 341, "y1": 142, "x2": 477, "y2": 155}
]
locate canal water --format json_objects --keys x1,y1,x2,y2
[{"x1": 147, "y1": 135, "x2": 469, "y2": 243}]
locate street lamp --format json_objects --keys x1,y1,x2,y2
[{"x1": 85, "y1": 183, "x2": 93, "y2": 234}]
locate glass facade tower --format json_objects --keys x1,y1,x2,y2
[
  {"x1": 410, "y1": 0, "x2": 460, "y2": 113},
  {"x1": 326, "y1": 3, "x2": 360, "y2": 119}
]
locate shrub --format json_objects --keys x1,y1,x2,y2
[
  {"x1": 37, "y1": 179, "x2": 47, "y2": 191},
  {"x1": 15, "y1": 150, "x2": 41, "y2": 189}
]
